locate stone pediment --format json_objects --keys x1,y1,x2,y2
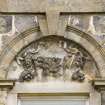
[{"x1": 7, "y1": 36, "x2": 98, "y2": 82}]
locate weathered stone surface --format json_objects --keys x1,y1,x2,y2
[
  {"x1": 93, "y1": 15, "x2": 105, "y2": 34},
  {"x1": 0, "y1": 15, "x2": 12, "y2": 33},
  {"x1": 0, "y1": 0, "x2": 7, "y2": 12},
  {"x1": 67, "y1": 15, "x2": 105, "y2": 35},
  {"x1": 14, "y1": 15, "x2": 37, "y2": 33},
  {"x1": 1, "y1": 35, "x2": 11, "y2": 48},
  {"x1": 38, "y1": 15, "x2": 48, "y2": 35},
  {"x1": 0, "y1": 0, "x2": 104, "y2": 12},
  {"x1": 102, "y1": 92, "x2": 105, "y2": 105},
  {"x1": 0, "y1": 91, "x2": 7, "y2": 105},
  {"x1": 46, "y1": 10, "x2": 59, "y2": 35},
  {"x1": 67, "y1": 15, "x2": 105, "y2": 46},
  {"x1": 0, "y1": 1, "x2": 104, "y2": 104},
  {"x1": 58, "y1": 15, "x2": 68, "y2": 36},
  {"x1": 68, "y1": 15, "x2": 90, "y2": 31},
  {"x1": 7, "y1": 36, "x2": 98, "y2": 82}
]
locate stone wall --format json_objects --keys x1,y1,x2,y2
[
  {"x1": 0, "y1": 14, "x2": 105, "y2": 47},
  {"x1": 0, "y1": 13, "x2": 104, "y2": 105},
  {"x1": 0, "y1": 0, "x2": 105, "y2": 12},
  {"x1": 0, "y1": 0, "x2": 105, "y2": 105},
  {"x1": 0, "y1": 14, "x2": 105, "y2": 53}
]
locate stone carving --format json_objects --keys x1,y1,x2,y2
[
  {"x1": 71, "y1": 69, "x2": 85, "y2": 82},
  {"x1": 16, "y1": 36, "x2": 91, "y2": 82}
]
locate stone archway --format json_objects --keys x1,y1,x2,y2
[
  {"x1": 0, "y1": 26, "x2": 105, "y2": 79},
  {"x1": 7, "y1": 35, "x2": 100, "y2": 82}
]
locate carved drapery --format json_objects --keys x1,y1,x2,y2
[{"x1": 9, "y1": 36, "x2": 98, "y2": 82}]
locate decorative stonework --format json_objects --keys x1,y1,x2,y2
[{"x1": 12, "y1": 36, "x2": 97, "y2": 82}]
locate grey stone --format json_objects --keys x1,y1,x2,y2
[
  {"x1": 102, "y1": 92, "x2": 105, "y2": 105},
  {"x1": 1, "y1": 35, "x2": 11, "y2": 48},
  {"x1": 0, "y1": 0, "x2": 104, "y2": 12},
  {"x1": 93, "y1": 15, "x2": 105, "y2": 34},
  {"x1": 0, "y1": 0, "x2": 7, "y2": 12},
  {"x1": 0, "y1": 1, "x2": 104, "y2": 105},
  {"x1": 68, "y1": 15, "x2": 89, "y2": 31},
  {"x1": 0, "y1": 15, "x2": 12, "y2": 33},
  {"x1": 14, "y1": 15, "x2": 37, "y2": 33}
]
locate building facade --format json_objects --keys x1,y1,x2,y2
[{"x1": 0, "y1": 0, "x2": 105, "y2": 105}]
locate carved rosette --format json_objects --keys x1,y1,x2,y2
[{"x1": 14, "y1": 36, "x2": 97, "y2": 82}]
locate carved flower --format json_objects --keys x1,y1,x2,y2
[
  {"x1": 19, "y1": 70, "x2": 36, "y2": 82},
  {"x1": 72, "y1": 70, "x2": 85, "y2": 82}
]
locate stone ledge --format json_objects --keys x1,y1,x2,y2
[
  {"x1": 93, "y1": 78, "x2": 105, "y2": 91},
  {"x1": 0, "y1": 80, "x2": 15, "y2": 89},
  {"x1": 0, "y1": 0, "x2": 105, "y2": 12}
]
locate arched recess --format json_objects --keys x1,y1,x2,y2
[{"x1": 0, "y1": 26, "x2": 105, "y2": 79}]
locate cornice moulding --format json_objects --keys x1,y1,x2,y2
[{"x1": 0, "y1": 80, "x2": 15, "y2": 89}]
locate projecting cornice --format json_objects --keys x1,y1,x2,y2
[
  {"x1": 0, "y1": 80, "x2": 15, "y2": 89},
  {"x1": 0, "y1": 0, "x2": 105, "y2": 13},
  {"x1": 93, "y1": 78, "x2": 105, "y2": 91}
]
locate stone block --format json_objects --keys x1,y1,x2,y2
[
  {"x1": 93, "y1": 15, "x2": 105, "y2": 34},
  {"x1": 1, "y1": 0, "x2": 105, "y2": 12},
  {"x1": 0, "y1": 15, "x2": 12, "y2": 34},
  {"x1": 14, "y1": 15, "x2": 37, "y2": 33},
  {"x1": 67, "y1": 15, "x2": 90, "y2": 32},
  {"x1": 0, "y1": 0, "x2": 7, "y2": 12},
  {"x1": 102, "y1": 92, "x2": 105, "y2": 105}
]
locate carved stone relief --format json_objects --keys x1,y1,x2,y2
[{"x1": 7, "y1": 36, "x2": 98, "y2": 82}]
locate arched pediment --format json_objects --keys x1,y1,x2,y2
[
  {"x1": 0, "y1": 26, "x2": 104, "y2": 80},
  {"x1": 7, "y1": 35, "x2": 99, "y2": 82}
]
